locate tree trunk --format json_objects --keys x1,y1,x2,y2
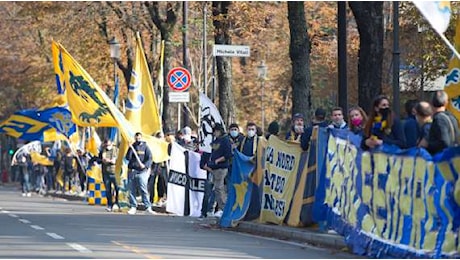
[
  {"x1": 287, "y1": 2, "x2": 312, "y2": 121},
  {"x1": 145, "y1": 2, "x2": 180, "y2": 133},
  {"x1": 212, "y1": 1, "x2": 235, "y2": 126},
  {"x1": 349, "y1": 1, "x2": 384, "y2": 112}
]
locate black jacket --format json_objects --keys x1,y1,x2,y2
[{"x1": 125, "y1": 141, "x2": 152, "y2": 171}]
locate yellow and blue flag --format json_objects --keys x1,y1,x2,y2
[
  {"x1": 445, "y1": 18, "x2": 460, "y2": 126},
  {"x1": 53, "y1": 41, "x2": 119, "y2": 127},
  {"x1": 0, "y1": 107, "x2": 76, "y2": 142},
  {"x1": 52, "y1": 41, "x2": 66, "y2": 95},
  {"x1": 220, "y1": 150, "x2": 256, "y2": 228},
  {"x1": 115, "y1": 32, "x2": 166, "y2": 184}
]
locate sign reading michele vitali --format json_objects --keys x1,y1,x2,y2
[
  {"x1": 213, "y1": 44, "x2": 250, "y2": 57},
  {"x1": 259, "y1": 136, "x2": 302, "y2": 224}
]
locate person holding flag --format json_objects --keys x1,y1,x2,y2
[{"x1": 125, "y1": 132, "x2": 156, "y2": 215}]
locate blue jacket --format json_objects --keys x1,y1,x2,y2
[
  {"x1": 361, "y1": 117, "x2": 406, "y2": 150},
  {"x1": 239, "y1": 136, "x2": 258, "y2": 157},
  {"x1": 404, "y1": 116, "x2": 420, "y2": 148},
  {"x1": 301, "y1": 121, "x2": 329, "y2": 151},
  {"x1": 208, "y1": 134, "x2": 232, "y2": 169},
  {"x1": 125, "y1": 141, "x2": 152, "y2": 171}
]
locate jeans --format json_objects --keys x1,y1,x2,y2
[
  {"x1": 46, "y1": 166, "x2": 55, "y2": 191},
  {"x1": 201, "y1": 172, "x2": 216, "y2": 216},
  {"x1": 128, "y1": 169, "x2": 151, "y2": 209},
  {"x1": 20, "y1": 166, "x2": 31, "y2": 193},
  {"x1": 103, "y1": 172, "x2": 119, "y2": 207}
]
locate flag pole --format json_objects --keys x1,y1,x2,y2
[{"x1": 439, "y1": 33, "x2": 460, "y2": 60}]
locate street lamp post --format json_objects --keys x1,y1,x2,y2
[
  {"x1": 257, "y1": 60, "x2": 268, "y2": 132},
  {"x1": 108, "y1": 37, "x2": 120, "y2": 141}
]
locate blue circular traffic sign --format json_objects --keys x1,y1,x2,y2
[{"x1": 167, "y1": 67, "x2": 192, "y2": 92}]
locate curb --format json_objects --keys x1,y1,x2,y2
[
  {"x1": 234, "y1": 221, "x2": 347, "y2": 251},
  {"x1": 45, "y1": 192, "x2": 86, "y2": 202}
]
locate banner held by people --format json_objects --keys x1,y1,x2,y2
[{"x1": 198, "y1": 93, "x2": 225, "y2": 153}]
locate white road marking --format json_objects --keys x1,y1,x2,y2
[
  {"x1": 19, "y1": 219, "x2": 31, "y2": 224},
  {"x1": 1, "y1": 210, "x2": 10, "y2": 214},
  {"x1": 66, "y1": 243, "x2": 92, "y2": 253},
  {"x1": 46, "y1": 232, "x2": 64, "y2": 240},
  {"x1": 30, "y1": 225, "x2": 44, "y2": 230},
  {"x1": 8, "y1": 214, "x2": 18, "y2": 218}
]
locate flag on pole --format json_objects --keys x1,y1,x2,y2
[
  {"x1": 198, "y1": 93, "x2": 225, "y2": 153},
  {"x1": 53, "y1": 41, "x2": 119, "y2": 127},
  {"x1": 444, "y1": 18, "x2": 460, "y2": 125},
  {"x1": 115, "y1": 32, "x2": 166, "y2": 184},
  {"x1": 413, "y1": 1, "x2": 451, "y2": 35}
]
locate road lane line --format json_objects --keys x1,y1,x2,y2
[
  {"x1": 112, "y1": 241, "x2": 162, "y2": 259},
  {"x1": 66, "y1": 243, "x2": 92, "y2": 253},
  {"x1": 19, "y1": 219, "x2": 31, "y2": 224},
  {"x1": 30, "y1": 225, "x2": 44, "y2": 230},
  {"x1": 8, "y1": 214, "x2": 18, "y2": 218},
  {"x1": 1, "y1": 210, "x2": 10, "y2": 213},
  {"x1": 46, "y1": 232, "x2": 64, "y2": 240}
]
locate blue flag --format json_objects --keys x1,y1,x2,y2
[
  {"x1": 0, "y1": 107, "x2": 76, "y2": 142},
  {"x1": 220, "y1": 150, "x2": 256, "y2": 228}
]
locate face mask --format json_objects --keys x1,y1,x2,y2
[
  {"x1": 230, "y1": 130, "x2": 238, "y2": 138},
  {"x1": 294, "y1": 125, "x2": 303, "y2": 133},
  {"x1": 183, "y1": 135, "x2": 192, "y2": 142},
  {"x1": 351, "y1": 118, "x2": 362, "y2": 127},
  {"x1": 379, "y1": 107, "x2": 390, "y2": 118},
  {"x1": 333, "y1": 120, "x2": 344, "y2": 127},
  {"x1": 247, "y1": 130, "x2": 256, "y2": 138}
]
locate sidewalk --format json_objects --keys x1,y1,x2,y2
[{"x1": 43, "y1": 190, "x2": 347, "y2": 251}]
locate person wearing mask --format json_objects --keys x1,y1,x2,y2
[
  {"x1": 286, "y1": 113, "x2": 305, "y2": 142},
  {"x1": 76, "y1": 148, "x2": 89, "y2": 196},
  {"x1": 125, "y1": 132, "x2": 156, "y2": 215},
  {"x1": 362, "y1": 95, "x2": 406, "y2": 150},
  {"x1": 403, "y1": 99, "x2": 421, "y2": 148},
  {"x1": 99, "y1": 139, "x2": 119, "y2": 212},
  {"x1": 239, "y1": 122, "x2": 259, "y2": 158},
  {"x1": 178, "y1": 126, "x2": 196, "y2": 151},
  {"x1": 228, "y1": 123, "x2": 244, "y2": 151},
  {"x1": 414, "y1": 101, "x2": 433, "y2": 148},
  {"x1": 328, "y1": 107, "x2": 348, "y2": 129},
  {"x1": 203, "y1": 123, "x2": 232, "y2": 218},
  {"x1": 150, "y1": 132, "x2": 169, "y2": 207},
  {"x1": 348, "y1": 106, "x2": 368, "y2": 135},
  {"x1": 301, "y1": 108, "x2": 329, "y2": 151},
  {"x1": 425, "y1": 91, "x2": 459, "y2": 154}
]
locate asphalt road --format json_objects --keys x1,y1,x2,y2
[{"x1": 0, "y1": 184, "x2": 355, "y2": 259}]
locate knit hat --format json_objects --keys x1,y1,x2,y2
[
  {"x1": 213, "y1": 123, "x2": 225, "y2": 133},
  {"x1": 267, "y1": 121, "x2": 280, "y2": 135},
  {"x1": 315, "y1": 108, "x2": 326, "y2": 118}
]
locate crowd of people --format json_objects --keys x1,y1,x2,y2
[{"x1": 8, "y1": 90, "x2": 459, "y2": 218}]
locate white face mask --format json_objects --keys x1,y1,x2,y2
[
  {"x1": 247, "y1": 130, "x2": 256, "y2": 138},
  {"x1": 230, "y1": 130, "x2": 239, "y2": 138},
  {"x1": 294, "y1": 125, "x2": 303, "y2": 133}
]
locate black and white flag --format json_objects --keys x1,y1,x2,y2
[{"x1": 199, "y1": 93, "x2": 225, "y2": 153}]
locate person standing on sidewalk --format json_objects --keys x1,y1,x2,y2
[
  {"x1": 61, "y1": 148, "x2": 77, "y2": 194},
  {"x1": 203, "y1": 123, "x2": 232, "y2": 218},
  {"x1": 99, "y1": 139, "x2": 120, "y2": 212},
  {"x1": 14, "y1": 153, "x2": 31, "y2": 197},
  {"x1": 125, "y1": 132, "x2": 155, "y2": 215}
]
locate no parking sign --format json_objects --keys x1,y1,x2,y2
[{"x1": 167, "y1": 67, "x2": 192, "y2": 92}]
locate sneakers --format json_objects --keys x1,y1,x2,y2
[
  {"x1": 111, "y1": 204, "x2": 119, "y2": 211},
  {"x1": 127, "y1": 207, "x2": 137, "y2": 215},
  {"x1": 105, "y1": 207, "x2": 112, "y2": 212},
  {"x1": 146, "y1": 207, "x2": 159, "y2": 215},
  {"x1": 214, "y1": 210, "x2": 223, "y2": 218},
  {"x1": 22, "y1": 193, "x2": 26, "y2": 197},
  {"x1": 197, "y1": 214, "x2": 206, "y2": 221},
  {"x1": 26, "y1": 192, "x2": 32, "y2": 197},
  {"x1": 207, "y1": 211, "x2": 215, "y2": 218}
]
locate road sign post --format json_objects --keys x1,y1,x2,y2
[{"x1": 167, "y1": 67, "x2": 192, "y2": 103}]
